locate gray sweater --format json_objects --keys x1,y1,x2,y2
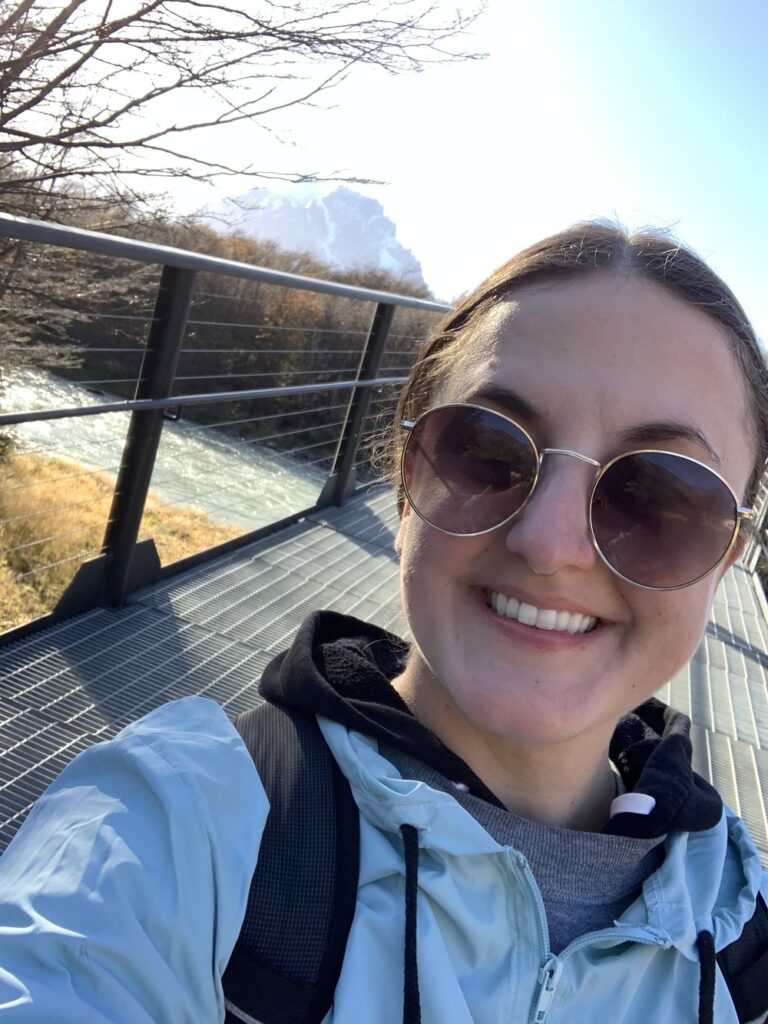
[{"x1": 382, "y1": 744, "x2": 666, "y2": 954}]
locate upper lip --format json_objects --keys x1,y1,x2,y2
[{"x1": 482, "y1": 584, "x2": 608, "y2": 621}]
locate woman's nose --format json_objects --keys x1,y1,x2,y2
[{"x1": 503, "y1": 455, "x2": 599, "y2": 575}]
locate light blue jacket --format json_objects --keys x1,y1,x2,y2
[{"x1": 0, "y1": 696, "x2": 765, "y2": 1023}]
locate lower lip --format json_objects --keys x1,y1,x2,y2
[{"x1": 477, "y1": 590, "x2": 606, "y2": 650}]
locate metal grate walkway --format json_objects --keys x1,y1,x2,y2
[{"x1": 0, "y1": 486, "x2": 766, "y2": 866}]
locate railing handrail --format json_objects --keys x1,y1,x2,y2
[
  {"x1": 0, "y1": 213, "x2": 451, "y2": 314},
  {"x1": 0, "y1": 376, "x2": 407, "y2": 427}
]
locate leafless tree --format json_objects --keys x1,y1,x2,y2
[
  {"x1": 0, "y1": 0, "x2": 476, "y2": 408},
  {"x1": 0, "y1": 0, "x2": 485, "y2": 214}
]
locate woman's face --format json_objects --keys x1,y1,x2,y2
[{"x1": 395, "y1": 274, "x2": 755, "y2": 751}]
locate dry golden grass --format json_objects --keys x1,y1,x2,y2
[{"x1": 0, "y1": 451, "x2": 242, "y2": 633}]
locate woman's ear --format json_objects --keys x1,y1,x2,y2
[{"x1": 721, "y1": 529, "x2": 748, "y2": 577}]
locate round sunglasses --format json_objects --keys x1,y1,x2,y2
[{"x1": 400, "y1": 404, "x2": 754, "y2": 590}]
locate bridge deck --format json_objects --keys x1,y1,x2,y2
[{"x1": 1, "y1": 486, "x2": 766, "y2": 865}]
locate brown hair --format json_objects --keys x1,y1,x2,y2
[{"x1": 390, "y1": 222, "x2": 768, "y2": 507}]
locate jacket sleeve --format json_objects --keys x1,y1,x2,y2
[{"x1": 0, "y1": 696, "x2": 268, "y2": 1023}]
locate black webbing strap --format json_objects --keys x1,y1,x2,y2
[
  {"x1": 222, "y1": 700, "x2": 360, "y2": 1024},
  {"x1": 717, "y1": 891, "x2": 768, "y2": 1022}
]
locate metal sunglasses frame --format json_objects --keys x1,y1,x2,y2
[{"x1": 401, "y1": 402, "x2": 756, "y2": 592}]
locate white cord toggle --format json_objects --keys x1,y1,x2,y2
[{"x1": 609, "y1": 792, "x2": 656, "y2": 818}]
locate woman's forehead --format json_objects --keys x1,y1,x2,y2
[
  {"x1": 440, "y1": 275, "x2": 740, "y2": 398},
  {"x1": 434, "y1": 275, "x2": 754, "y2": 484}
]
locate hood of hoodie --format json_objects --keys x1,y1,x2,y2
[{"x1": 260, "y1": 610, "x2": 764, "y2": 950}]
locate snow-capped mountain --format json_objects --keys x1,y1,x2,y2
[{"x1": 200, "y1": 185, "x2": 427, "y2": 290}]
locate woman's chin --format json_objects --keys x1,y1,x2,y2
[{"x1": 439, "y1": 669, "x2": 615, "y2": 751}]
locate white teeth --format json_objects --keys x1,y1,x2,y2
[
  {"x1": 518, "y1": 602, "x2": 537, "y2": 626},
  {"x1": 488, "y1": 591, "x2": 597, "y2": 634},
  {"x1": 535, "y1": 609, "x2": 558, "y2": 630},
  {"x1": 555, "y1": 610, "x2": 571, "y2": 630}
]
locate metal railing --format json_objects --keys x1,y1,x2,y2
[{"x1": 0, "y1": 213, "x2": 450, "y2": 642}]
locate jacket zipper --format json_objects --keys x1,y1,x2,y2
[
  {"x1": 518, "y1": 857, "x2": 558, "y2": 1024},
  {"x1": 517, "y1": 855, "x2": 670, "y2": 1024},
  {"x1": 531, "y1": 957, "x2": 563, "y2": 1023},
  {"x1": 527, "y1": 928, "x2": 669, "y2": 1024}
]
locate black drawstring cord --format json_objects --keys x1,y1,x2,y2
[
  {"x1": 401, "y1": 824, "x2": 422, "y2": 1024},
  {"x1": 696, "y1": 930, "x2": 716, "y2": 1024}
]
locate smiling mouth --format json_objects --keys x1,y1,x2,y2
[{"x1": 486, "y1": 590, "x2": 598, "y2": 634}]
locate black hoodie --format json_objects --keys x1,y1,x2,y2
[{"x1": 260, "y1": 609, "x2": 724, "y2": 839}]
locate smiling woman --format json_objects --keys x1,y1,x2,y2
[
  {"x1": 0, "y1": 223, "x2": 766, "y2": 1024},
  {"x1": 393, "y1": 269, "x2": 755, "y2": 809}
]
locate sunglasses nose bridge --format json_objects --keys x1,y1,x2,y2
[
  {"x1": 502, "y1": 447, "x2": 602, "y2": 575},
  {"x1": 539, "y1": 447, "x2": 602, "y2": 471},
  {"x1": 534, "y1": 448, "x2": 603, "y2": 512},
  {"x1": 530, "y1": 448, "x2": 613, "y2": 569}
]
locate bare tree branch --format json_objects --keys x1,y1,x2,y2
[{"x1": 0, "y1": 0, "x2": 486, "y2": 213}]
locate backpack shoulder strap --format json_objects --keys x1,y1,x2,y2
[
  {"x1": 223, "y1": 700, "x2": 360, "y2": 1024},
  {"x1": 717, "y1": 891, "x2": 768, "y2": 1023}
]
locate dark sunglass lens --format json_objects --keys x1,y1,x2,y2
[
  {"x1": 592, "y1": 452, "x2": 738, "y2": 588},
  {"x1": 402, "y1": 406, "x2": 537, "y2": 534}
]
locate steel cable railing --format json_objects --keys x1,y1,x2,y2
[
  {"x1": 202, "y1": 419, "x2": 347, "y2": 452},
  {"x1": 177, "y1": 347, "x2": 365, "y2": 355},
  {"x1": 0, "y1": 310, "x2": 156, "y2": 324},
  {"x1": 177, "y1": 401, "x2": 351, "y2": 434},
  {"x1": 1, "y1": 345, "x2": 149, "y2": 354},
  {"x1": 2, "y1": 495, "x2": 112, "y2": 527},
  {"x1": 1, "y1": 522, "x2": 109, "y2": 559},
  {"x1": 0, "y1": 212, "x2": 448, "y2": 638},
  {"x1": 12, "y1": 548, "x2": 104, "y2": 583},
  {"x1": 184, "y1": 318, "x2": 372, "y2": 336},
  {"x1": 173, "y1": 368, "x2": 364, "y2": 383},
  {"x1": 0, "y1": 465, "x2": 125, "y2": 493}
]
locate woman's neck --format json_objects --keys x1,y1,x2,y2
[{"x1": 392, "y1": 663, "x2": 617, "y2": 833}]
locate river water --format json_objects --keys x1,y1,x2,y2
[{"x1": 1, "y1": 368, "x2": 328, "y2": 531}]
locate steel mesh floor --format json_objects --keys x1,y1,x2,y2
[{"x1": 0, "y1": 485, "x2": 766, "y2": 865}]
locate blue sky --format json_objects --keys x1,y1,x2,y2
[{"x1": 171, "y1": 0, "x2": 768, "y2": 342}]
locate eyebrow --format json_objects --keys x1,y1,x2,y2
[
  {"x1": 465, "y1": 384, "x2": 722, "y2": 466},
  {"x1": 466, "y1": 385, "x2": 543, "y2": 428},
  {"x1": 617, "y1": 422, "x2": 721, "y2": 466}
]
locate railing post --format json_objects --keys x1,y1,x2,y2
[
  {"x1": 101, "y1": 265, "x2": 197, "y2": 606},
  {"x1": 319, "y1": 301, "x2": 395, "y2": 507}
]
